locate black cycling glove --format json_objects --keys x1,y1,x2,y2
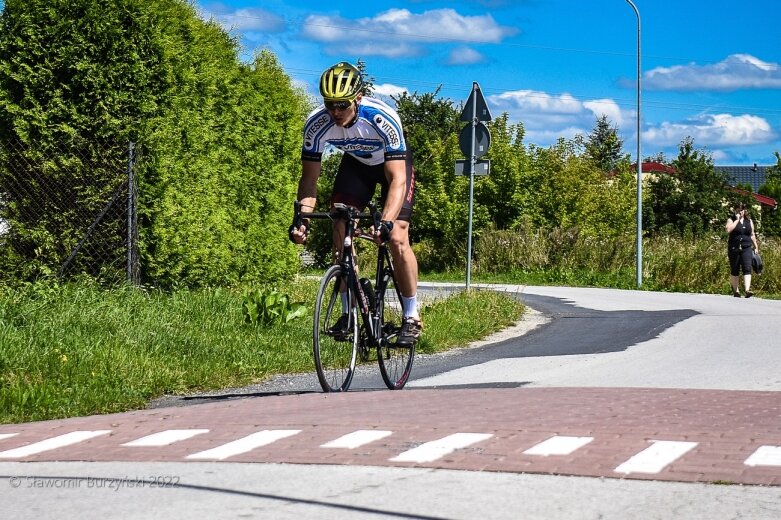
[{"x1": 377, "y1": 220, "x2": 394, "y2": 243}]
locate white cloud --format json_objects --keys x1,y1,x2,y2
[
  {"x1": 447, "y1": 46, "x2": 486, "y2": 65},
  {"x1": 641, "y1": 54, "x2": 781, "y2": 92},
  {"x1": 525, "y1": 126, "x2": 588, "y2": 145},
  {"x1": 208, "y1": 8, "x2": 285, "y2": 33},
  {"x1": 373, "y1": 83, "x2": 408, "y2": 97},
  {"x1": 301, "y1": 8, "x2": 517, "y2": 57},
  {"x1": 491, "y1": 90, "x2": 582, "y2": 114},
  {"x1": 484, "y1": 86, "x2": 777, "y2": 164},
  {"x1": 489, "y1": 90, "x2": 776, "y2": 164},
  {"x1": 710, "y1": 149, "x2": 731, "y2": 162},
  {"x1": 582, "y1": 99, "x2": 624, "y2": 128},
  {"x1": 643, "y1": 113, "x2": 776, "y2": 147},
  {"x1": 488, "y1": 90, "x2": 628, "y2": 138}
]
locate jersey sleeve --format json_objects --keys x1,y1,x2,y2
[
  {"x1": 301, "y1": 108, "x2": 333, "y2": 162},
  {"x1": 361, "y1": 102, "x2": 407, "y2": 161}
]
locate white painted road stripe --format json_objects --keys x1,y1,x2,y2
[
  {"x1": 321, "y1": 430, "x2": 393, "y2": 449},
  {"x1": 614, "y1": 440, "x2": 698, "y2": 474},
  {"x1": 523, "y1": 436, "x2": 594, "y2": 456},
  {"x1": 121, "y1": 429, "x2": 210, "y2": 447},
  {"x1": 744, "y1": 445, "x2": 781, "y2": 466},
  {"x1": 0, "y1": 433, "x2": 19, "y2": 442},
  {"x1": 0, "y1": 430, "x2": 111, "y2": 459},
  {"x1": 186, "y1": 430, "x2": 301, "y2": 460},
  {"x1": 390, "y1": 433, "x2": 493, "y2": 463}
]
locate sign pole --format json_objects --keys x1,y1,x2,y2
[
  {"x1": 457, "y1": 82, "x2": 492, "y2": 290},
  {"x1": 466, "y1": 83, "x2": 479, "y2": 289}
]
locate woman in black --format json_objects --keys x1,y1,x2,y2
[{"x1": 725, "y1": 202, "x2": 760, "y2": 297}]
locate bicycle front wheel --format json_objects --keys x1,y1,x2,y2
[
  {"x1": 376, "y1": 271, "x2": 414, "y2": 390},
  {"x1": 313, "y1": 265, "x2": 358, "y2": 392}
]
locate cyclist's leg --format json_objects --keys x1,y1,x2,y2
[
  {"x1": 379, "y1": 150, "x2": 421, "y2": 344},
  {"x1": 387, "y1": 220, "x2": 418, "y2": 312}
]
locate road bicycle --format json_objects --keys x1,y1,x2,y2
[{"x1": 292, "y1": 201, "x2": 415, "y2": 392}]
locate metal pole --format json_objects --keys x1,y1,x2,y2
[
  {"x1": 127, "y1": 141, "x2": 136, "y2": 284},
  {"x1": 625, "y1": 0, "x2": 642, "y2": 288},
  {"x1": 466, "y1": 82, "x2": 478, "y2": 290}
]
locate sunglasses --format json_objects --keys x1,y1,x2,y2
[{"x1": 325, "y1": 100, "x2": 353, "y2": 111}]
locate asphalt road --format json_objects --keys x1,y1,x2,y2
[{"x1": 2, "y1": 284, "x2": 781, "y2": 519}]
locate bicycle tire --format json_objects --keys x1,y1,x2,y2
[
  {"x1": 376, "y1": 270, "x2": 414, "y2": 389},
  {"x1": 313, "y1": 265, "x2": 358, "y2": 392}
]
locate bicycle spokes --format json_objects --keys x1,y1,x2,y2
[
  {"x1": 313, "y1": 265, "x2": 358, "y2": 392},
  {"x1": 376, "y1": 272, "x2": 414, "y2": 389}
]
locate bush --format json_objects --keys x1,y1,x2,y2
[
  {"x1": 0, "y1": 1, "x2": 308, "y2": 288},
  {"x1": 473, "y1": 229, "x2": 548, "y2": 273},
  {"x1": 472, "y1": 226, "x2": 781, "y2": 296},
  {"x1": 414, "y1": 238, "x2": 467, "y2": 272}
]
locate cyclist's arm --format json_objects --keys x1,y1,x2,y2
[
  {"x1": 381, "y1": 158, "x2": 406, "y2": 222},
  {"x1": 290, "y1": 160, "x2": 321, "y2": 244},
  {"x1": 297, "y1": 160, "x2": 321, "y2": 212}
]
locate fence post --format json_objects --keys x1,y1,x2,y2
[{"x1": 127, "y1": 141, "x2": 139, "y2": 285}]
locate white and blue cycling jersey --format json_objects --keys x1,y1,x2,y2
[{"x1": 301, "y1": 97, "x2": 407, "y2": 166}]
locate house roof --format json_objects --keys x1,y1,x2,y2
[
  {"x1": 629, "y1": 161, "x2": 677, "y2": 174},
  {"x1": 731, "y1": 187, "x2": 778, "y2": 209},
  {"x1": 714, "y1": 165, "x2": 769, "y2": 192}
]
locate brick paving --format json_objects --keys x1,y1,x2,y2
[{"x1": 1, "y1": 387, "x2": 779, "y2": 485}]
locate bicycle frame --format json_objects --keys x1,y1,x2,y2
[
  {"x1": 354, "y1": 233, "x2": 399, "y2": 348},
  {"x1": 330, "y1": 206, "x2": 399, "y2": 348}
]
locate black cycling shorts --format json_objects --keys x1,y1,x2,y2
[{"x1": 331, "y1": 150, "x2": 415, "y2": 222}]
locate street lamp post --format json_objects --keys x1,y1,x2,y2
[{"x1": 625, "y1": 0, "x2": 642, "y2": 288}]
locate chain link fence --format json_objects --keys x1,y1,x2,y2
[{"x1": 0, "y1": 138, "x2": 139, "y2": 285}]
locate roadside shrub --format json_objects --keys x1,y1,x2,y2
[
  {"x1": 473, "y1": 229, "x2": 548, "y2": 273},
  {"x1": 414, "y1": 238, "x2": 467, "y2": 272},
  {"x1": 472, "y1": 226, "x2": 780, "y2": 296}
]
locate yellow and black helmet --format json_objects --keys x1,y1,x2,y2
[{"x1": 319, "y1": 62, "x2": 363, "y2": 102}]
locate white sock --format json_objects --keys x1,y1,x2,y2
[{"x1": 402, "y1": 294, "x2": 419, "y2": 319}]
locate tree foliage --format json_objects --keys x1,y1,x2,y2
[
  {"x1": 585, "y1": 115, "x2": 626, "y2": 173},
  {"x1": 644, "y1": 138, "x2": 731, "y2": 236},
  {"x1": 0, "y1": 0, "x2": 308, "y2": 286},
  {"x1": 759, "y1": 151, "x2": 781, "y2": 236},
  {"x1": 390, "y1": 90, "x2": 638, "y2": 270},
  {"x1": 0, "y1": 0, "x2": 165, "y2": 280},
  {"x1": 355, "y1": 58, "x2": 375, "y2": 97},
  {"x1": 392, "y1": 88, "x2": 470, "y2": 268}
]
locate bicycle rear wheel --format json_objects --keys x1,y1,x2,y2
[
  {"x1": 313, "y1": 265, "x2": 358, "y2": 392},
  {"x1": 376, "y1": 271, "x2": 414, "y2": 389}
]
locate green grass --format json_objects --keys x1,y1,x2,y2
[
  {"x1": 0, "y1": 278, "x2": 524, "y2": 424},
  {"x1": 416, "y1": 288, "x2": 524, "y2": 354}
]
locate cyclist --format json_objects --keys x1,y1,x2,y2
[{"x1": 290, "y1": 61, "x2": 422, "y2": 346}]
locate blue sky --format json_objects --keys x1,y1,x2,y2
[
  {"x1": 3, "y1": 0, "x2": 779, "y2": 165},
  {"x1": 193, "y1": 0, "x2": 781, "y2": 166}
]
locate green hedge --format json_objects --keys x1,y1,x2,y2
[{"x1": 0, "y1": 0, "x2": 308, "y2": 287}]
